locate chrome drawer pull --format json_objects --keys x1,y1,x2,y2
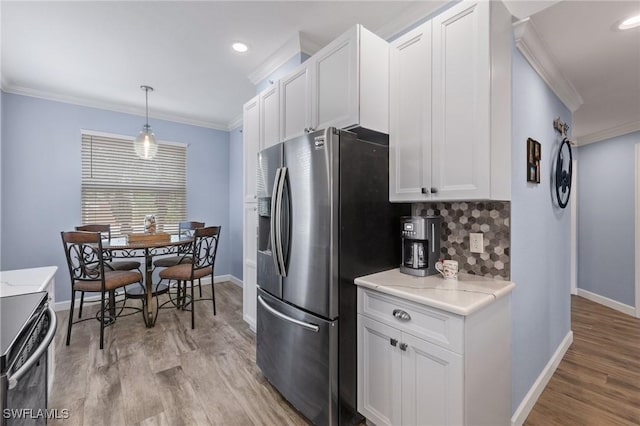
[{"x1": 392, "y1": 309, "x2": 411, "y2": 321}]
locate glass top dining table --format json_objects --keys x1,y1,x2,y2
[{"x1": 103, "y1": 234, "x2": 193, "y2": 327}]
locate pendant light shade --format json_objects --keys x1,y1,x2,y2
[{"x1": 134, "y1": 85, "x2": 158, "y2": 160}]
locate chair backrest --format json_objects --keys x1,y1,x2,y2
[
  {"x1": 61, "y1": 231, "x2": 107, "y2": 287},
  {"x1": 191, "y1": 226, "x2": 221, "y2": 273},
  {"x1": 179, "y1": 221, "x2": 204, "y2": 237},
  {"x1": 75, "y1": 224, "x2": 111, "y2": 240}
]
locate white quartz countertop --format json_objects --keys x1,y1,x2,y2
[
  {"x1": 354, "y1": 268, "x2": 515, "y2": 316},
  {"x1": 0, "y1": 266, "x2": 58, "y2": 297}
]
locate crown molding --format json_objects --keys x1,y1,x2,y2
[
  {"x1": 513, "y1": 18, "x2": 583, "y2": 112},
  {"x1": 227, "y1": 113, "x2": 243, "y2": 131},
  {"x1": 248, "y1": 32, "x2": 322, "y2": 85},
  {"x1": 2, "y1": 84, "x2": 231, "y2": 131},
  {"x1": 576, "y1": 120, "x2": 640, "y2": 146},
  {"x1": 376, "y1": 1, "x2": 451, "y2": 41}
]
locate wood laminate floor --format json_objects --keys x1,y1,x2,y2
[
  {"x1": 526, "y1": 295, "x2": 640, "y2": 425},
  {"x1": 49, "y1": 282, "x2": 310, "y2": 426},
  {"x1": 51, "y1": 288, "x2": 640, "y2": 425}
]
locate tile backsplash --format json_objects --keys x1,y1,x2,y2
[{"x1": 414, "y1": 201, "x2": 511, "y2": 280}]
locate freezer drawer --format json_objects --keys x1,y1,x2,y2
[{"x1": 256, "y1": 289, "x2": 338, "y2": 425}]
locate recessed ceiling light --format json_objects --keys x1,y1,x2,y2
[
  {"x1": 232, "y1": 42, "x2": 248, "y2": 53},
  {"x1": 618, "y1": 13, "x2": 640, "y2": 30}
]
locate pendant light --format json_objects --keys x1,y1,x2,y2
[{"x1": 134, "y1": 85, "x2": 158, "y2": 160}]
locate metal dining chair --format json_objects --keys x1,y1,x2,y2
[
  {"x1": 158, "y1": 226, "x2": 221, "y2": 329},
  {"x1": 61, "y1": 231, "x2": 144, "y2": 349},
  {"x1": 153, "y1": 221, "x2": 205, "y2": 295},
  {"x1": 75, "y1": 224, "x2": 141, "y2": 318}
]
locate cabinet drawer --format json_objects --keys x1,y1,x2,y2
[{"x1": 358, "y1": 288, "x2": 463, "y2": 354}]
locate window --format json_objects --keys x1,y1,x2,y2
[{"x1": 81, "y1": 131, "x2": 187, "y2": 236}]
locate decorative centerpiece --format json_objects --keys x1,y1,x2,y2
[
  {"x1": 144, "y1": 215, "x2": 156, "y2": 233},
  {"x1": 126, "y1": 214, "x2": 169, "y2": 244}
]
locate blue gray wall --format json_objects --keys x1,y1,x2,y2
[
  {"x1": 229, "y1": 126, "x2": 244, "y2": 279},
  {"x1": 577, "y1": 131, "x2": 639, "y2": 306},
  {"x1": 510, "y1": 48, "x2": 572, "y2": 412},
  {"x1": 1, "y1": 92, "x2": 230, "y2": 303}
]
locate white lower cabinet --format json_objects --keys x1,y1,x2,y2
[
  {"x1": 242, "y1": 203, "x2": 258, "y2": 330},
  {"x1": 358, "y1": 316, "x2": 462, "y2": 426},
  {"x1": 357, "y1": 287, "x2": 510, "y2": 426}
]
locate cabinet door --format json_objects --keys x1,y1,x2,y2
[
  {"x1": 401, "y1": 332, "x2": 463, "y2": 426},
  {"x1": 243, "y1": 96, "x2": 260, "y2": 202},
  {"x1": 431, "y1": 1, "x2": 491, "y2": 200},
  {"x1": 243, "y1": 203, "x2": 258, "y2": 330},
  {"x1": 358, "y1": 316, "x2": 402, "y2": 426},
  {"x1": 260, "y1": 84, "x2": 280, "y2": 148},
  {"x1": 280, "y1": 64, "x2": 310, "y2": 141},
  {"x1": 389, "y1": 22, "x2": 432, "y2": 202},
  {"x1": 312, "y1": 26, "x2": 358, "y2": 131}
]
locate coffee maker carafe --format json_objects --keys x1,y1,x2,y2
[{"x1": 400, "y1": 216, "x2": 442, "y2": 276}]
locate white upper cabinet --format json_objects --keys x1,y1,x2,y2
[
  {"x1": 243, "y1": 83, "x2": 281, "y2": 201},
  {"x1": 260, "y1": 83, "x2": 280, "y2": 149},
  {"x1": 281, "y1": 24, "x2": 389, "y2": 137},
  {"x1": 389, "y1": 22, "x2": 433, "y2": 202},
  {"x1": 243, "y1": 95, "x2": 260, "y2": 202},
  {"x1": 389, "y1": 0, "x2": 512, "y2": 202},
  {"x1": 280, "y1": 64, "x2": 311, "y2": 141}
]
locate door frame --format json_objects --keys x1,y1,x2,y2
[
  {"x1": 635, "y1": 144, "x2": 640, "y2": 317},
  {"x1": 570, "y1": 159, "x2": 578, "y2": 295}
]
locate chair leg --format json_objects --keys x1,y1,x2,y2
[
  {"x1": 175, "y1": 280, "x2": 181, "y2": 308},
  {"x1": 78, "y1": 291, "x2": 85, "y2": 318},
  {"x1": 66, "y1": 290, "x2": 76, "y2": 346},
  {"x1": 198, "y1": 278, "x2": 202, "y2": 298},
  {"x1": 191, "y1": 279, "x2": 195, "y2": 329},
  {"x1": 211, "y1": 275, "x2": 216, "y2": 316},
  {"x1": 99, "y1": 291, "x2": 106, "y2": 350}
]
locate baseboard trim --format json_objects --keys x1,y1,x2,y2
[
  {"x1": 577, "y1": 289, "x2": 636, "y2": 317},
  {"x1": 511, "y1": 330, "x2": 573, "y2": 426},
  {"x1": 243, "y1": 314, "x2": 256, "y2": 333},
  {"x1": 227, "y1": 275, "x2": 243, "y2": 288},
  {"x1": 54, "y1": 274, "x2": 238, "y2": 312}
]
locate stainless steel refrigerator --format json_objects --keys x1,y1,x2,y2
[{"x1": 256, "y1": 127, "x2": 408, "y2": 425}]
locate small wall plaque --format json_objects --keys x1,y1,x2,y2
[{"x1": 527, "y1": 138, "x2": 541, "y2": 183}]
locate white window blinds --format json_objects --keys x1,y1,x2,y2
[{"x1": 81, "y1": 132, "x2": 187, "y2": 236}]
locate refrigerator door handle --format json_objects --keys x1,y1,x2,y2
[
  {"x1": 258, "y1": 295, "x2": 319, "y2": 332},
  {"x1": 274, "y1": 166, "x2": 288, "y2": 276},
  {"x1": 270, "y1": 167, "x2": 283, "y2": 276}
]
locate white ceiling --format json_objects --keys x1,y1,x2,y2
[
  {"x1": 527, "y1": 0, "x2": 640, "y2": 143},
  {"x1": 0, "y1": 1, "x2": 445, "y2": 130},
  {"x1": 1, "y1": 1, "x2": 639, "y2": 142}
]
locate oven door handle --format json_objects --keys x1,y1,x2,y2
[{"x1": 8, "y1": 305, "x2": 57, "y2": 390}]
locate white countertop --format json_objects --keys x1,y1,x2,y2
[
  {"x1": 0, "y1": 266, "x2": 58, "y2": 297},
  {"x1": 354, "y1": 268, "x2": 515, "y2": 316}
]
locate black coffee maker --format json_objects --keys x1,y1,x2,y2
[{"x1": 400, "y1": 216, "x2": 442, "y2": 276}]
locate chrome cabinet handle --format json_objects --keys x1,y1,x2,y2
[
  {"x1": 421, "y1": 187, "x2": 428, "y2": 194},
  {"x1": 390, "y1": 338, "x2": 398, "y2": 347},
  {"x1": 399, "y1": 343, "x2": 408, "y2": 351},
  {"x1": 430, "y1": 187, "x2": 438, "y2": 194},
  {"x1": 392, "y1": 309, "x2": 411, "y2": 321}
]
